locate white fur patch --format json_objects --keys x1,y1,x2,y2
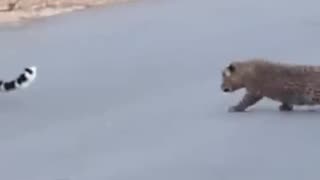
[
  {"x1": 21, "y1": 66, "x2": 37, "y2": 89},
  {"x1": 224, "y1": 69, "x2": 231, "y2": 77}
]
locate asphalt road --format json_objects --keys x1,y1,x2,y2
[{"x1": 0, "y1": 0, "x2": 320, "y2": 179}]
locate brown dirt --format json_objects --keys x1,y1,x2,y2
[{"x1": 0, "y1": 0, "x2": 130, "y2": 24}]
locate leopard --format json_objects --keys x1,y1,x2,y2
[{"x1": 220, "y1": 58, "x2": 320, "y2": 112}]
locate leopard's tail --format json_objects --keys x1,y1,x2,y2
[{"x1": 0, "y1": 66, "x2": 37, "y2": 92}]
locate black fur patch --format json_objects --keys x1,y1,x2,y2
[
  {"x1": 17, "y1": 73, "x2": 28, "y2": 85},
  {"x1": 3, "y1": 81, "x2": 16, "y2": 91},
  {"x1": 228, "y1": 64, "x2": 235, "y2": 72},
  {"x1": 25, "y1": 68, "x2": 33, "y2": 74}
]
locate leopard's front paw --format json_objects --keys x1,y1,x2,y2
[{"x1": 228, "y1": 106, "x2": 246, "y2": 112}]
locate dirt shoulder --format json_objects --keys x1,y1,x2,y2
[{"x1": 0, "y1": 0, "x2": 130, "y2": 24}]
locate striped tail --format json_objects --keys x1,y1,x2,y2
[{"x1": 0, "y1": 66, "x2": 37, "y2": 92}]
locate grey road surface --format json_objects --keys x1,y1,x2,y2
[{"x1": 1, "y1": 0, "x2": 320, "y2": 179}]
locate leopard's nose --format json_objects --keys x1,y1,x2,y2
[{"x1": 223, "y1": 88, "x2": 231, "y2": 92}]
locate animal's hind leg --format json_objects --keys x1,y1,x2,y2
[{"x1": 279, "y1": 103, "x2": 293, "y2": 111}]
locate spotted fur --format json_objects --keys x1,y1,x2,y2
[{"x1": 221, "y1": 58, "x2": 320, "y2": 112}]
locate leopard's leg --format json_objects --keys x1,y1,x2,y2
[
  {"x1": 279, "y1": 103, "x2": 293, "y2": 111},
  {"x1": 228, "y1": 92, "x2": 263, "y2": 112}
]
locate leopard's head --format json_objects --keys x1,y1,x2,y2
[{"x1": 221, "y1": 62, "x2": 245, "y2": 93}]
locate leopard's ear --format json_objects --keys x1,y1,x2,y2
[{"x1": 227, "y1": 64, "x2": 235, "y2": 72}]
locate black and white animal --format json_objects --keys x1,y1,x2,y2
[{"x1": 0, "y1": 66, "x2": 37, "y2": 92}]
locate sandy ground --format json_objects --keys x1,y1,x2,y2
[{"x1": 0, "y1": 0, "x2": 130, "y2": 23}]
